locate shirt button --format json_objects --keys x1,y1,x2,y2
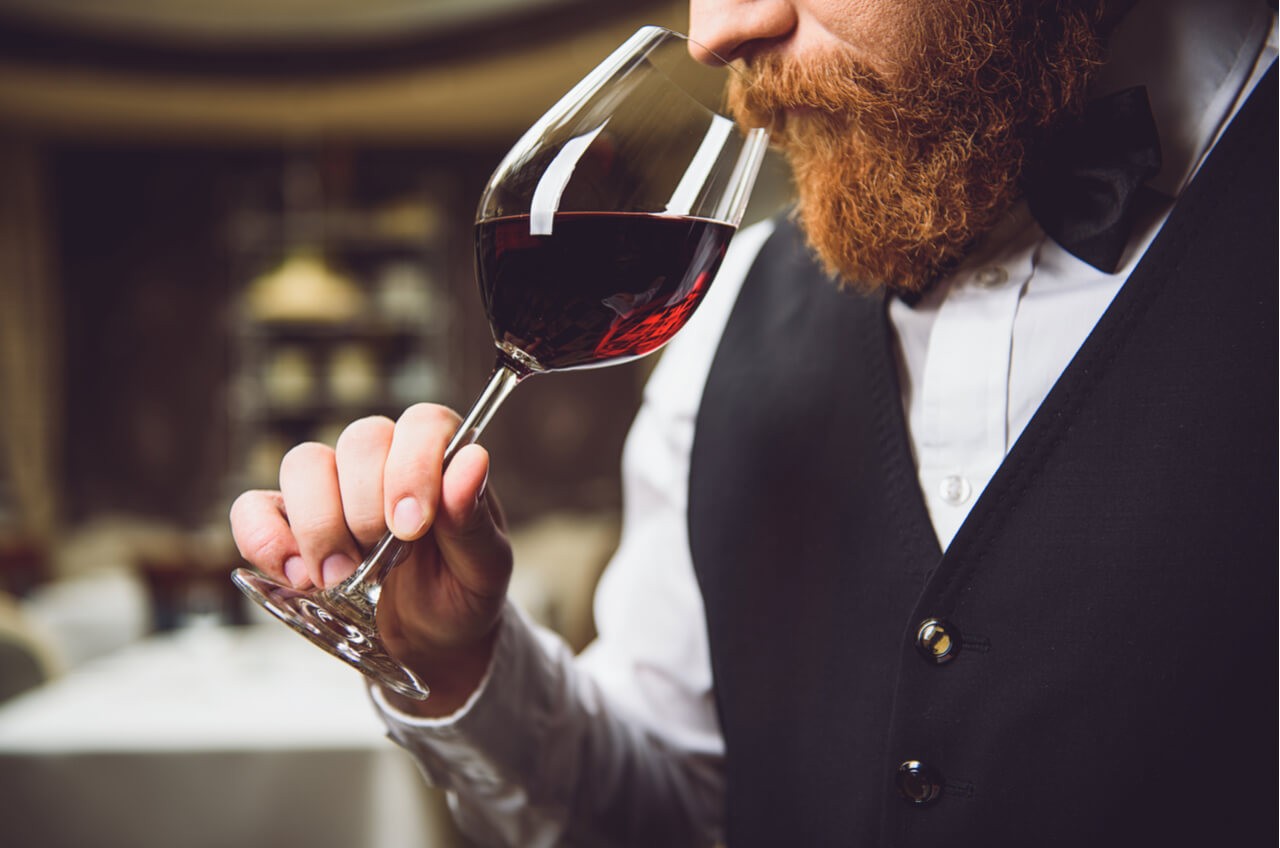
[
  {"x1": 939, "y1": 475, "x2": 972, "y2": 505},
  {"x1": 896, "y1": 760, "x2": 944, "y2": 805},
  {"x1": 915, "y1": 618, "x2": 961, "y2": 664},
  {"x1": 972, "y1": 266, "x2": 1009, "y2": 288}
]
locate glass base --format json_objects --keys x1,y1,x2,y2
[{"x1": 231, "y1": 567, "x2": 430, "y2": 700}]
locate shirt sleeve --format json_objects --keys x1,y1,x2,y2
[{"x1": 369, "y1": 219, "x2": 775, "y2": 847}]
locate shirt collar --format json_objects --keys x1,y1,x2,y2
[{"x1": 1095, "y1": 0, "x2": 1276, "y2": 197}]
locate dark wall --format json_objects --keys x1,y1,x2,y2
[{"x1": 55, "y1": 146, "x2": 236, "y2": 526}]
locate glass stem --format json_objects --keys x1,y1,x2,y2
[{"x1": 335, "y1": 359, "x2": 529, "y2": 600}]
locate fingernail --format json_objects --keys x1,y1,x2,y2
[
  {"x1": 321, "y1": 553, "x2": 357, "y2": 587},
  {"x1": 392, "y1": 497, "x2": 424, "y2": 538},
  {"x1": 284, "y1": 556, "x2": 308, "y2": 588}
]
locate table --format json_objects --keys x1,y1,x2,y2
[{"x1": 0, "y1": 624, "x2": 467, "y2": 848}]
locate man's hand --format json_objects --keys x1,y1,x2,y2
[{"x1": 229, "y1": 403, "x2": 513, "y2": 717}]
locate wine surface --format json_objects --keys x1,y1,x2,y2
[{"x1": 476, "y1": 212, "x2": 734, "y2": 372}]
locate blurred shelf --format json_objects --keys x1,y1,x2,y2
[{"x1": 223, "y1": 153, "x2": 462, "y2": 493}]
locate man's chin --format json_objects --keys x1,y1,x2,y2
[{"x1": 782, "y1": 141, "x2": 994, "y2": 295}]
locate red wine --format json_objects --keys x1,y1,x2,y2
[{"x1": 476, "y1": 212, "x2": 735, "y2": 372}]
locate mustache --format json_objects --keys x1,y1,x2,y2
[{"x1": 730, "y1": 50, "x2": 894, "y2": 117}]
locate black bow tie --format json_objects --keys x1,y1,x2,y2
[{"x1": 1023, "y1": 86, "x2": 1163, "y2": 273}]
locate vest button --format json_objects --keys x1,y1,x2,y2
[
  {"x1": 896, "y1": 760, "x2": 944, "y2": 805},
  {"x1": 915, "y1": 618, "x2": 960, "y2": 664}
]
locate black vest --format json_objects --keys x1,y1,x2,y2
[{"x1": 688, "y1": 68, "x2": 1277, "y2": 846}]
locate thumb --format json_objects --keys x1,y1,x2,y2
[{"x1": 435, "y1": 443, "x2": 512, "y2": 598}]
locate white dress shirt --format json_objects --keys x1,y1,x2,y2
[{"x1": 373, "y1": 3, "x2": 1276, "y2": 844}]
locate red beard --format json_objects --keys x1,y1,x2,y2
[{"x1": 727, "y1": 1, "x2": 1110, "y2": 294}]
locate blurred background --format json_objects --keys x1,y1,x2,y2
[{"x1": 0, "y1": 1, "x2": 788, "y2": 845}]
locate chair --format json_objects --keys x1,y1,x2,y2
[{"x1": 0, "y1": 592, "x2": 58, "y2": 702}]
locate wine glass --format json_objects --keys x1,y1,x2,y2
[{"x1": 231, "y1": 26, "x2": 769, "y2": 699}]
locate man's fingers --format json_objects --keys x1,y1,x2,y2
[
  {"x1": 279, "y1": 442, "x2": 362, "y2": 588},
  {"x1": 335, "y1": 416, "x2": 396, "y2": 550},
  {"x1": 228, "y1": 489, "x2": 306, "y2": 587},
  {"x1": 383, "y1": 403, "x2": 463, "y2": 541},
  {"x1": 232, "y1": 404, "x2": 503, "y2": 605}
]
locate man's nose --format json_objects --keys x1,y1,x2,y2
[{"x1": 687, "y1": 0, "x2": 798, "y2": 64}]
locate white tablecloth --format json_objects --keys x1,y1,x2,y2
[{"x1": 0, "y1": 624, "x2": 466, "y2": 848}]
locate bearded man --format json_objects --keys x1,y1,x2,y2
[{"x1": 231, "y1": 0, "x2": 1276, "y2": 844}]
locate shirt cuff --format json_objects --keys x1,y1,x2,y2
[{"x1": 368, "y1": 599, "x2": 568, "y2": 794}]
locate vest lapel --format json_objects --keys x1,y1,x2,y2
[{"x1": 689, "y1": 216, "x2": 940, "y2": 845}]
